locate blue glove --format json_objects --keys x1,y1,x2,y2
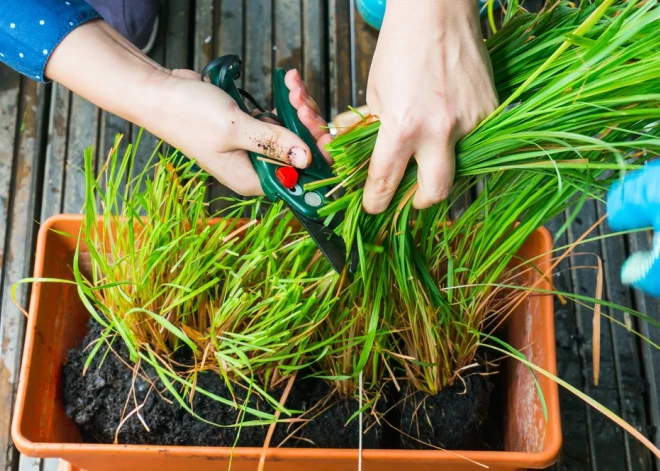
[{"x1": 607, "y1": 161, "x2": 660, "y2": 297}]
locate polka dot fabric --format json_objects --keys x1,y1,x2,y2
[{"x1": 0, "y1": 0, "x2": 101, "y2": 82}]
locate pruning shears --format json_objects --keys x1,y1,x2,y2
[{"x1": 201, "y1": 55, "x2": 357, "y2": 275}]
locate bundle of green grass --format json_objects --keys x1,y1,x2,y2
[{"x1": 59, "y1": 0, "x2": 660, "y2": 454}]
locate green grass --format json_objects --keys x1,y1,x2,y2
[
  {"x1": 319, "y1": 0, "x2": 660, "y2": 395},
  {"x1": 14, "y1": 0, "x2": 660, "y2": 457},
  {"x1": 71, "y1": 132, "x2": 345, "y2": 421}
]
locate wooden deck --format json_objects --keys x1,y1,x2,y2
[{"x1": 0, "y1": 1, "x2": 658, "y2": 470}]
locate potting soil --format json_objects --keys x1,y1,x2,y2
[
  {"x1": 62, "y1": 320, "x2": 274, "y2": 446},
  {"x1": 272, "y1": 374, "x2": 388, "y2": 448},
  {"x1": 62, "y1": 320, "x2": 503, "y2": 450},
  {"x1": 399, "y1": 374, "x2": 497, "y2": 450}
]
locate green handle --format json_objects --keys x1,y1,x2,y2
[{"x1": 202, "y1": 55, "x2": 334, "y2": 220}]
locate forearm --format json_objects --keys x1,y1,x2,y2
[{"x1": 45, "y1": 20, "x2": 168, "y2": 128}]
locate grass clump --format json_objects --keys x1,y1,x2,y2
[
  {"x1": 75, "y1": 133, "x2": 341, "y2": 421},
  {"x1": 318, "y1": 0, "x2": 660, "y2": 396},
  {"x1": 16, "y1": 0, "x2": 660, "y2": 457}
]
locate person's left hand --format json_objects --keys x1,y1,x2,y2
[
  {"x1": 146, "y1": 68, "x2": 333, "y2": 195},
  {"x1": 363, "y1": 0, "x2": 498, "y2": 214},
  {"x1": 44, "y1": 20, "x2": 333, "y2": 196}
]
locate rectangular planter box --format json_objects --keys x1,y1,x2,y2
[{"x1": 13, "y1": 215, "x2": 561, "y2": 471}]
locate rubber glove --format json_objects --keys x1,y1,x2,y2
[{"x1": 607, "y1": 161, "x2": 660, "y2": 297}]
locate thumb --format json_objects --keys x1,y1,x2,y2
[{"x1": 233, "y1": 112, "x2": 312, "y2": 169}]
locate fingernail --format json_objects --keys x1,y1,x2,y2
[{"x1": 289, "y1": 147, "x2": 308, "y2": 168}]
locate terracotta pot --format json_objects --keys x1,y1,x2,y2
[{"x1": 13, "y1": 215, "x2": 561, "y2": 471}]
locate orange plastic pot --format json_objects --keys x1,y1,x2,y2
[{"x1": 13, "y1": 215, "x2": 561, "y2": 471}]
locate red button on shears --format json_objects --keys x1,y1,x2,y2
[{"x1": 275, "y1": 166, "x2": 299, "y2": 189}]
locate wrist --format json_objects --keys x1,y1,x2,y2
[{"x1": 136, "y1": 68, "x2": 179, "y2": 129}]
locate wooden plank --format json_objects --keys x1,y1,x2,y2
[
  {"x1": 40, "y1": 84, "x2": 71, "y2": 220},
  {"x1": 545, "y1": 214, "x2": 592, "y2": 470},
  {"x1": 274, "y1": 0, "x2": 303, "y2": 72},
  {"x1": 130, "y1": 0, "x2": 168, "y2": 192},
  {"x1": 17, "y1": 455, "x2": 39, "y2": 471},
  {"x1": 302, "y1": 1, "x2": 328, "y2": 119},
  {"x1": 62, "y1": 95, "x2": 99, "y2": 214},
  {"x1": 216, "y1": 0, "x2": 242, "y2": 61},
  {"x1": 193, "y1": 0, "x2": 215, "y2": 73},
  {"x1": 97, "y1": 112, "x2": 131, "y2": 177},
  {"x1": 328, "y1": 0, "x2": 353, "y2": 117},
  {"x1": 350, "y1": 0, "x2": 377, "y2": 107},
  {"x1": 566, "y1": 201, "x2": 629, "y2": 471},
  {"x1": 207, "y1": 0, "x2": 245, "y2": 212},
  {"x1": 244, "y1": 0, "x2": 274, "y2": 109},
  {"x1": 18, "y1": 457, "x2": 59, "y2": 471},
  {"x1": 629, "y1": 230, "x2": 660, "y2": 470},
  {"x1": 41, "y1": 459, "x2": 60, "y2": 471},
  {"x1": 595, "y1": 202, "x2": 652, "y2": 470},
  {"x1": 0, "y1": 77, "x2": 49, "y2": 471},
  {"x1": 164, "y1": 0, "x2": 191, "y2": 70},
  {"x1": 193, "y1": 0, "x2": 221, "y2": 211},
  {"x1": 0, "y1": 67, "x2": 21, "y2": 304}
]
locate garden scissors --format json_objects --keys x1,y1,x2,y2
[{"x1": 201, "y1": 55, "x2": 357, "y2": 275}]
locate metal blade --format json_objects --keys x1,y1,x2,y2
[{"x1": 288, "y1": 204, "x2": 351, "y2": 275}]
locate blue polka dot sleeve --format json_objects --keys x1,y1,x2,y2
[{"x1": 0, "y1": 0, "x2": 101, "y2": 82}]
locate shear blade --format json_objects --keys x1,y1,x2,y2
[{"x1": 288, "y1": 204, "x2": 354, "y2": 275}]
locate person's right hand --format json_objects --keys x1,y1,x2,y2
[
  {"x1": 362, "y1": 0, "x2": 498, "y2": 214},
  {"x1": 607, "y1": 161, "x2": 660, "y2": 297}
]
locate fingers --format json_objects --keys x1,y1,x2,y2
[
  {"x1": 233, "y1": 68, "x2": 330, "y2": 168},
  {"x1": 284, "y1": 69, "x2": 333, "y2": 162},
  {"x1": 233, "y1": 109, "x2": 312, "y2": 169},
  {"x1": 317, "y1": 133, "x2": 334, "y2": 165},
  {"x1": 297, "y1": 104, "x2": 328, "y2": 141},
  {"x1": 362, "y1": 123, "x2": 413, "y2": 214},
  {"x1": 286, "y1": 69, "x2": 322, "y2": 115},
  {"x1": 298, "y1": 104, "x2": 333, "y2": 163},
  {"x1": 412, "y1": 143, "x2": 455, "y2": 209}
]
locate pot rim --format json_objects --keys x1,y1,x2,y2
[{"x1": 12, "y1": 214, "x2": 562, "y2": 468}]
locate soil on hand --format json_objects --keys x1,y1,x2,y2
[
  {"x1": 62, "y1": 320, "x2": 274, "y2": 446},
  {"x1": 273, "y1": 374, "x2": 389, "y2": 449},
  {"x1": 399, "y1": 374, "x2": 498, "y2": 450}
]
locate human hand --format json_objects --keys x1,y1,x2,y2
[
  {"x1": 45, "y1": 20, "x2": 332, "y2": 196},
  {"x1": 607, "y1": 161, "x2": 660, "y2": 297},
  {"x1": 363, "y1": 0, "x2": 498, "y2": 214},
  {"x1": 144, "y1": 68, "x2": 332, "y2": 195}
]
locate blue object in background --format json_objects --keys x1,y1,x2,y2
[
  {"x1": 607, "y1": 161, "x2": 660, "y2": 297},
  {"x1": 356, "y1": 0, "x2": 386, "y2": 30},
  {"x1": 356, "y1": 0, "x2": 499, "y2": 30}
]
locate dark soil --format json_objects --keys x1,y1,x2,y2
[
  {"x1": 399, "y1": 374, "x2": 496, "y2": 450},
  {"x1": 272, "y1": 374, "x2": 390, "y2": 449},
  {"x1": 63, "y1": 320, "x2": 504, "y2": 450},
  {"x1": 62, "y1": 320, "x2": 275, "y2": 446}
]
